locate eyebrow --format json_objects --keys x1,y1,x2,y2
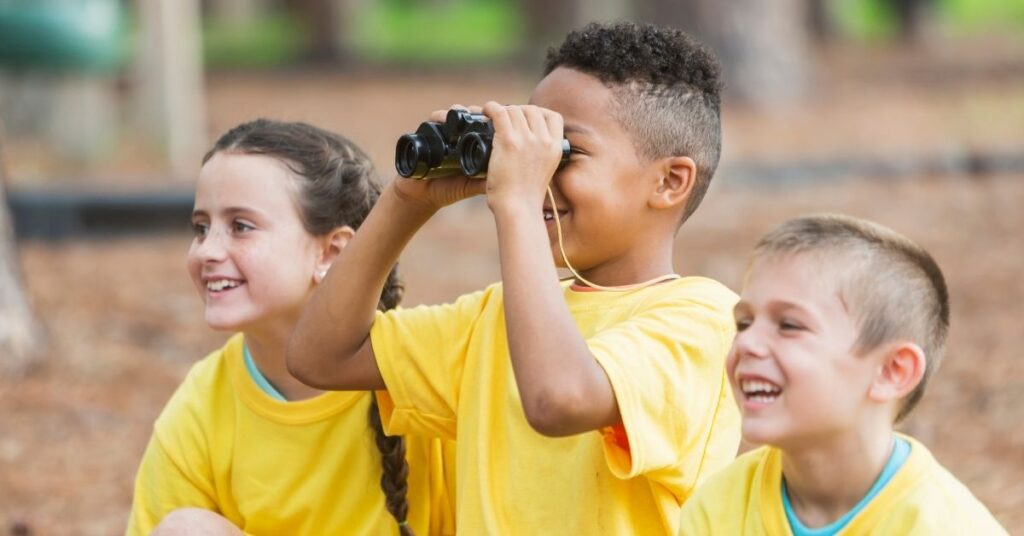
[
  {"x1": 191, "y1": 206, "x2": 261, "y2": 219},
  {"x1": 733, "y1": 299, "x2": 814, "y2": 316},
  {"x1": 563, "y1": 123, "x2": 594, "y2": 137}
]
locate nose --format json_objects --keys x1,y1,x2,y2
[
  {"x1": 732, "y1": 323, "x2": 770, "y2": 360},
  {"x1": 193, "y1": 227, "x2": 229, "y2": 263}
]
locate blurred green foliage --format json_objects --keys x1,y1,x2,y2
[
  {"x1": 346, "y1": 0, "x2": 524, "y2": 63},
  {"x1": 941, "y1": 0, "x2": 1024, "y2": 32},
  {"x1": 197, "y1": 0, "x2": 1023, "y2": 68},
  {"x1": 836, "y1": 0, "x2": 1024, "y2": 41},
  {"x1": 202, "y1": 12, "x2": 309, "y2": 68}
]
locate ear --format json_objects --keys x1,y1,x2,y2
[
  {"x1": 648, "y1": 156, "x2": 697, "y2": 211},
  {"x1": 868, "y1": 342, "x2": 926, "y2": 405},
  {"x1": 313, "y1": 225, "x2": 355, "y2": 284}
]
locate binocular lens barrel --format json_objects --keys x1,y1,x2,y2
[
  {"x1": 457, "y1": 132, "x2": 491, "y2": 178},
  {"x1": 395, "y1": 111, "x2": 571, "y2": 179},
  {"x1": 395, "y1": 135, "x2": 428, "y2": 178}
]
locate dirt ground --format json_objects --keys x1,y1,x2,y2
[{"x1": 2, "y1": 42, "x2": 1023, "y2": 534}]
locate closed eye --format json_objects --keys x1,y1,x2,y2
[
  {"x1": 191, "y1": 221, "x2": 209, "y2": 237},
  {"x1": 233, "y1": 220, "x2": 255, "y2": 233},
  {"x1": 779, "y1": 320, "x2": 805, "y2": 332}
]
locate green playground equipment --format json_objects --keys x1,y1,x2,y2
[{"x1": 0, "y1": 0, "x2": 126, "y2": 72}]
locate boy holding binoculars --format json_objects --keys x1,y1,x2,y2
[{"x1": 289, "y1": 22, "x2": 741, "y2": 535}]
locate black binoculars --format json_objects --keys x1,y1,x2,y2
[{"x1": 395, "y1": 109, "x2": 571, "y2": 180}]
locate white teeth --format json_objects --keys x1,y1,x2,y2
[
  {"x1": 207, "y1": 279, "x2": 239, "y2": 292},
  {"x1": 543, "y1": 210, "x2": 554, "y2": 221},
  {"x1": 740, "y1": 379, "x2": 782, "y2": 396}
]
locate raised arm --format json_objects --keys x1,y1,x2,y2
[
  {"x1": 287, "y1": 119, "x2": 486, "y2": 390},
  {"x1": 483, "y1": 102, "x2": 620, "y2": 437}
]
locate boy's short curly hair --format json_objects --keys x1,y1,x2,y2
[
  {"x1": 753, "y1": 214, "x2": 950, "y2": 422},
  {"x1": 544, "y1": 22, "x2": 723, "y2": 223}
]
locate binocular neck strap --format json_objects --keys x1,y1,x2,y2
[{"x1": 547, "y1": 186, "x2": 680, "y2": 293}]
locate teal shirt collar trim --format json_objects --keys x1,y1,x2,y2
[
  {"x1": 243, "y1": 343, "x2": 288, "y2": 402},
  {"x1": 782, "y1": 436, "x2": 912, "y2": 536}
]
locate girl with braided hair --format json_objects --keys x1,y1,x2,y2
[{"x1": 128, "y1": 119, "x2": 454, "y2": 536}]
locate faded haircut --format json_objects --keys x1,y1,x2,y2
[
  {"x1": 753, "y1": 213, "x2": 950, "y2": 422},
  {"x1": 544, "y1": 22, "x2": 723, "y2": 223}
]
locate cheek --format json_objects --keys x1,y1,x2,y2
[
  {"x1": 725, "y1": 345, "x2": 739, "y2": 381},
  {"x1": 185, "y1": 246, "x2": 203, "y2": 287}
]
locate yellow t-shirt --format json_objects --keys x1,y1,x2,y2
[
  {"x1": 371, "y1": 278, "x2": 741, "y2": 535},
  {"x1": 678, "y1": 435, "x2": 1006, "y2": 535},
  {"x1": 127, "y1": 333, "x2": 455, "y2": 536}
]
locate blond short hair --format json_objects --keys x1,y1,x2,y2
[{"x1": 753, "y1": 214, "x2": 950, "y2": 422}]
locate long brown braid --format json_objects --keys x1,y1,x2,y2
[{"x1": 206, "y1": 119, "x2": 414, "y2": 533}]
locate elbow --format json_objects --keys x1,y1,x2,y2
[
  {"x1": 285, "y1": 330, "x2": 367, "y2": 390},
  {"x1": 284, "y1": 332, "x2": 337, "y2": 390},
  {"x1": 284, "y1": 335, "x2": 319, "y2": 387},
  {"x1": 522, "y1": 389, "x2": 589, "y2": 438}
]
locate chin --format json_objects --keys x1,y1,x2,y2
[
  {"x1": 741, "y1": 420, "x2": 787, "y2": 448},
  {"x1": 204, "y1": 312, "x2": 248, "y2": 332}
]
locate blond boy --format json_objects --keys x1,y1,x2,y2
[{"x1": 679, "y1": 214, "x2": 1005, "y2": 535}]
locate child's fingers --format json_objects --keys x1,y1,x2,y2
[
  {"x1": 504, "y1": 105, "x2": 529, "y2": 134},
  {"x1": 522, "y1": 105, "x2": 549, "y2": 137},
  {"x1": 483, "y1": 101, "x2": 511, "y2": 133},
  {"x1": 542, "y1": 109, "x2": 564, "y2": 144},
  {"x1": 429, "y1": 104, "x2": 470, "y2": 123}
]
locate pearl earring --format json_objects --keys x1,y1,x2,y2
[{"x1": 316, "y1": 269, "x2": 327, "y2": 281}]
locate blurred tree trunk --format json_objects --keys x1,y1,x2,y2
[
  {"x1": 518, "y1": 0, "x2": 632, "y2": 67},
  {"x1": 807, "y1": 0, "x2": 834, "y2": 43},
  {"x1": 519, "y1": 0, "x2": 583, "y2": 62},
  {"x1": 134, "y1": 0, "x2": 206, "y2": 180},
  {"x1": 292, "y1": 0, "x2": 338, "y2": 61},
  {"x1": 0, "y1": 122, "x2": 46, "y2": 377},
  {"x1": 893, "y1": 0, "x2": 934, "y2": 43},
  {"x1": 636, "y1": 0, "x2": 811, "y2": 107}
]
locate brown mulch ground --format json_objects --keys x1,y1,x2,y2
[{"x1": 2, "y1": 42, "x2": 1023, "y2": 534}]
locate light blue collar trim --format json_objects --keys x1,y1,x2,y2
[
  {"x1": 243, "y1": 344, "x2": 287, "y2": 402},
  {"x1": 783, "y1": 436, "x2": 911, "y2": 536}
]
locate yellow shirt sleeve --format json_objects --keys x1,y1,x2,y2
[
  {"x1": 587, "y1": 284, "x2": 739, "y2": 495},
  {"x1": 371, "y1": 287, "x2": 493, "y2": 440},
  {"x1": 126, "y1": 432, "x2": 219, "y2": 536}
]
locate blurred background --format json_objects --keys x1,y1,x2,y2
[{"x1": 0, "y1": 0, "x2": 1022, "y2": 533}]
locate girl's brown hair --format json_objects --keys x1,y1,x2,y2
[{"x1": 206, "y1": 119, "x2": 412, "y2": 534}]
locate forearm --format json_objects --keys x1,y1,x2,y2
[
  {"x1": 289, "y1": 181, "x2": 435, "y2": 388},
  {"x1": 493, "y1": 203, "x2": 619, "y2": 436}
]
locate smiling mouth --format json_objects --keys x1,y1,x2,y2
[
  {"x1": 740, "y1": 378, "x2": 783, "y2": 404},
  {"x1": 206, "y1": 279, "x2": 243, "y2": 293}
]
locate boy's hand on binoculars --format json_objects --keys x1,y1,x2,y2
[
  {"x1": 481, "y1": 101, "x2": 565, "y2": 213},
  {"x1": 392, "y1": 105, "x2": 487, "y2": 211}
]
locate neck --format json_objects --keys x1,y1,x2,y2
[
  {"x1": 244, "y1": 327, "x2": 324, "y2": 401},
  {"x1": 575, "y1": 239, "x2": 676, "y2": 288},
  {"x1": 780, "y1": 422, "x2": 895, "y2": 528}
]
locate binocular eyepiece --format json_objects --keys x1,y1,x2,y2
[{"x1": 395, "y1": 109, "x2": 571, "y2": 180}]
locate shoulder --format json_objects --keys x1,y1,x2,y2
[
  {"x1": 655, "y1": 277, "x2": 738, "y2": 318},
  {"x1": 866, "y1": 438, "x2": 1007, "y2": 534},
  {"x1": 685, "y1": 447, "x2": 769, "y2": 509},
  {"x1": 379, "y1": 282, "x2": 502, "y2": 321},
  {"x1": 679, "y1": 447, "x2": 771, "y2": 534},
  {"x1": 630, "y1": 276, "x2": 739, "y2": 348},
  {"x1": 154, "y1": 335, "x2": 242, "y2": 436}
]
